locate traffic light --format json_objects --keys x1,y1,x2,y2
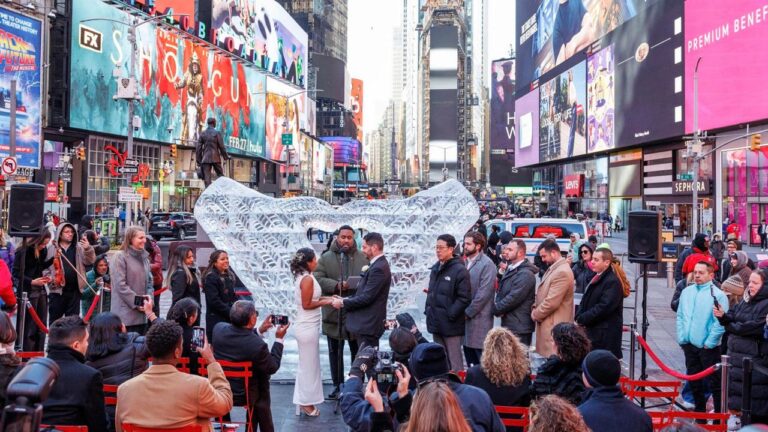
[
  {"x1": 76, "y1": 146, "x2": 86, "y2": 161},
  {"x1": 58, "y1": 179, "x2": 64, "y2": 195},
  {"x1": 170, "y1": 144, "x2": 177, "y2": 158},
  {"x1": 751, "y1": 134, "x2": 762, "y2": 151}
]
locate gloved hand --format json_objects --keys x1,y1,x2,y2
[
  {"x1": 396, "y1": 313, "x2": 423, "y2": 340},
  {"x1": 349, "y1": 346, "x2": 377, "y2": 380}
]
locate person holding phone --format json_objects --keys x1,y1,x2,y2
[
  {"x1": 82, "y1": 255, "x2": 111, "y2": 316},
  {"x1": 167, "y1": 298, "x2": 202, "y2": 376},
  {"x1": 110, "y1": 227, "x2": 153, "y2": 335},
  {"x1": 213, "y1": 301, "x2": 289, "y2": 432},
  {"x1": 12, "y1": 230, "x2": 53, "y2": 351}
]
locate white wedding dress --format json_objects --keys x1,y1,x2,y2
[{"x1": 292, "y1": 272, "x2": 324, "y2": 407}]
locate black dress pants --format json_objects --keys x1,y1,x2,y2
[
  {"x1": 48, "y1": 290, "x2": 81, "y2": 323},
  {"x1": 327, "y1": 336, "x2": 359, "y2": 388},
  {"x1": 681, "y1": 343, "x2": 722, "y2": 416}
]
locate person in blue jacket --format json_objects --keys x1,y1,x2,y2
[{"x1": 676, "y1": 260, "x2": 729, "y2": 416}]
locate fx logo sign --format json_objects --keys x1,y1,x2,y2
[{"x1": 79, "y1": 25, "x2": 103, "y2": 53}]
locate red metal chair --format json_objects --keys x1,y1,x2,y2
[
  {"x1": 494, "y1": 406, "x2": 529, "y2": 432},
  {"x1": 147, "y1": 357, "x2": 191, "y2": 373},
  {"x1": 40, "y1": 426, "x2": 89, "y2": 431},
  {"x1": 664, "y1": 411, "x2": 729, "y2": 432},
  {"x1": 647, "y1": 410, "x2": 673, "y2": 431},
  {"x1": 620, "y1": 377, "x2": 682, "y2": 408},
  {"x1": 18, "y1": 351, "x2": 45, "y2": 363},
  {"x1": 199, "y1": 359, "x2": 254, "y2": 432},
  {"x1": 103, "y1": 384, "x2": 118, "y2": 407},
  {"x1": 455, "y1": 370, "x2": 466, "y2": 382},
  {"x1": 122, "y1": 424, "x2": 202, "y2": 432}
]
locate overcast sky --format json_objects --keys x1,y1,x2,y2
[{"x1": 347, "y1": 0, "x2": 515, "y2": 135}]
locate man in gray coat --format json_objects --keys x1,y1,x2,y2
[
  {"x1": 493, "y1": 239, "x2": 537, "y2": 346},
  {"x1": 196, "y1": 117, "x2": 229, "y2": 187},
  {"x1": 462, "y1": 232, "x2": 496, "y2": 366},
  {"x1": 314, "y1": 225, "x2": 369, "y2": 400}
]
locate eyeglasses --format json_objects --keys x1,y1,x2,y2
[
  {"x1": 417, "y1": 377, "x2": 449, "y2": 388},
  {"x1": 580, "y1": 250, "x2": 590, "y2": 255},
  {"x1": 435, "y1": 246, "x2": 451, "y2": 251}
]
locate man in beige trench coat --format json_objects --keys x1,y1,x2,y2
[{"x1": 531, "y1": 238, "x2": 575, "y2": 357}]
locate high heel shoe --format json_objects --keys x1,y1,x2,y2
[{"x1": 295, "y1": 405, "x2": 321, "y2": 417}]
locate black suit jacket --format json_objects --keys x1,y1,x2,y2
[
  {"x1": 212, "y1": 322, "x2": 283, "y2": 405},
  {"x1": 344, "y1": 256, "x2": 391, "y2": 338}
]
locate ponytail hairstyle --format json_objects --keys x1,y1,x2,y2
[{"x1": 290, "y1": 247, "x2": 316, "y2": 277}]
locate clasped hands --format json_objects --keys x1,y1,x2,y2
[{"x1": 330, "y1": 295, "x2": 344, "y2": 309}]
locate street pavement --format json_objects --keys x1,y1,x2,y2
[{"x1": 151, "y1": 230, "x2": 750, "y2": 431}]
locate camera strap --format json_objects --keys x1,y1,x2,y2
[{"x1": 56, "y1": 247, "x2": 99, "y2": 296}]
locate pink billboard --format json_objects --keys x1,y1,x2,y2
[{"x1": 685, "y1": 2, "x2": 768, "y2": 132}]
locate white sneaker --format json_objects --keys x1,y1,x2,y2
[
  {"x1": 727, "y1": 414, "x2": 742, "y2": 431},
  {"x1": 675, "y1": 395, "x2": 695, "y2": 410}
]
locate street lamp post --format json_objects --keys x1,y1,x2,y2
[{"x1": 691, "y1": 57, "x2": 703, "y2": 236}]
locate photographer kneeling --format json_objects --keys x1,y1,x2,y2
[{"x1": 341, "y1": 343, "x2": 504, "y2": 432}]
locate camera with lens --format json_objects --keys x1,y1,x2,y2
[
  {"x1": 373, "y1": 351, "x2": 401, "y2": 388},
  {"x1": 102, "y1": 274, "x2": 111, "y2": 284},
  {"x1": 1, "y1": 357, "x2": 60, "y2": 431}
]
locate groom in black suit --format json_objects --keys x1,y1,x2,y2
[{"x1": 331, "y1": 232, "x2": 391, "y2": 349}]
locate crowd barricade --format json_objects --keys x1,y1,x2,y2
[
  {"x1": 17, "y1": 351, "x2": 44, "y2": 364},
  {"x1": 122, "y1": 424, "x2": 202, "y2": 432}
]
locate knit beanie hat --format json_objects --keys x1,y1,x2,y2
[
  {"x1": 582, "y1": 350, "x2": 621, "y2": 388},
  {"x1": 721, "y1": 275, "x2": 745, "y2": 297},
  {"x1": 409, "y1": 343, "x2": 450, "y2": 381}
]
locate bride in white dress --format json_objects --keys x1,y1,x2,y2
[{"x1": 291, "y1": 247, "x2": 334, "y2": 416}]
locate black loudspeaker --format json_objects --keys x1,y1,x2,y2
[
  {"x1": 628, "y1": 210, "x2": 662, "y2": 264},
  {"x1": 8, "y1": 183, "x2": 45, "y2": 237}
]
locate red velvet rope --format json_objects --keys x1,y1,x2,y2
[
  {"x1": 635, "y1": 332, "x2": 719, "y2": 381},
  {"x1": 25, "y1": 301, "x2": 48, "y2": 334},
  {"x1": 153, "y1": 286, "x2": 168, "y2": 297},
  {"x1": 83, "y1": 292, "x2": 101, "y2": 323}
]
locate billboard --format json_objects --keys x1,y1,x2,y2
[
  {"x1": 0, "y1": 7, "x2": 42, "y2": 169},
  {"x1": 490, "y1": 59, "x2": 515, "y2": 151},
  {"x1": 516, "y1": 0, "x2": 656, "y2": 92},
  {"x1": 313, "y1": 140, "x2": 325, "y2": 182},
  {"x1": 587, "y1": 45, "x2": 615, "y2": 153},
  {"x1": 539, "y1": 61, "x2": 587, "y2": 163},
  {"x1": 429, "y1": 24, "x2": 458, "y2": 183},
  {"x1": 351, "y1": 78, "x2": 363, "y2": 143},
  {"x1": 322, "y1": 137, "x2": 361, "y2": 166},
  {"x1": 208, "y1": 0, "x2": 308, "y2": 88},
  {"x1": 70, "y1": 0, "x2": 267, "y2": 159},
  {"x1": 610, "y1": 0, "x2": 684, "y2": 146},
  {"x1": 514, "y1": 87, "x2": 540, "y2": 168},
  {"x1": 265, "y1": 77, "x2": 306, "y2": 161},
  {"x1": 684, "y1": 1, "x2": 768, "y2": 132}
]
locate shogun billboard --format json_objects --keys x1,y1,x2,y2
[{"x1": 70, "y1": 0, "x2": 268, "y2": 159}]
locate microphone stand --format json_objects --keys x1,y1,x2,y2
[{"x1": 334, "y1": 252, "x2": 349, "y2": 415}]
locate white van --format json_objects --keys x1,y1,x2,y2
[{"x1": 487, "y1": 218, "x2": 589, "y2": 257}]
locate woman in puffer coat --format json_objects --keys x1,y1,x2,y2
[{"x1": 714, "y1": 269, "x2": 768, "y2": 425}]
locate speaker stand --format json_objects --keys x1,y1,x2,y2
[
  {"x1": 640, "y1": 263, "x2": 650, "y2": 408},
  {"x1": 14, "y1": 237, "x2": 27, "y2": 352}
]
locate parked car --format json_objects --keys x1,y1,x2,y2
[
  {"x1": 486, "y1": 218, "x2": 588, "y2": 257},
  {"x1": 149, "y1": 212, "x2": 197, "y2": 240}
]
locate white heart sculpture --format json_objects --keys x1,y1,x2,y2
[{"x1": 194, "y1": 177, "x2": 479, "y2": 317}]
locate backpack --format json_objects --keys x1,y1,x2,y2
[{"x1": 611, "y1": 260, "x2": 631, "y2": 298}]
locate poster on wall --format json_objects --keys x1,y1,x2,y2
[
  {"x1": 515, "y1": 0, "x2": 657, "y2": 92},
  {"x1": 265, "y1": 77, "x2": 306, "y2": 161},
  {"x1": 539, "y1": 61, "x2": 587, "y2": 163},
  {"x1": 0, "y1": 7, "x2": 42, "y2": 169},
  {"x1": 209, "y1": 0, "x2": 308, "y2": 88},
  {"x1": 313, "y1": 140, "x2": 325, "y2": 182},
  {"x1": 70, "y1": 0, "x2": 267, "y2": 159},
  {"x1": 587, "y1": 45, "x2": 615, "y2": 153},
  {"x1": 514, "y1": 87, "x2": 540, "y2": 168},
  {"x1": 490, "y1": 59, "x2": 515, "y2": 152},
  {"x1": 684, "y1": 0, "x2": 768, "y2": 132}
]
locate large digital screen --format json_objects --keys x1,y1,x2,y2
[
  {"x1": 491, "y1": 59, "x2": 515, "y2": 152},
  {"x1": 610, "y1": 0, "x2": 684, "y2": 146},
  {"x1": 209, "y1": 0, "x2": 308, "y2": 88},
  {"x1": 514, "y1": 88, "x2": 540, "y2": 168},
  {"x1": 539, "y1": 61, "x2": 587, "y2": 163},
  {"x1": 351, "y1": 78, "x2": 363, "y2": 143},
  {"x1": 429, "y1": 24, "x2": 459, "y2": 183},
  {"x1": 516, "y1": 0, "x2": 655, "y2": 92},
  {"x1": 587, "y1": 45, "x2": 615, "y2": 153},
  {"x1": 265, "y1": 77, "x2": 306, "y2": 161},
  {"x1": 322, "y1": 137, "x2": 361, "y2": 166},
  {"x1": 684, "y1": 1, "x2": 768, "y2": 132},
  {"x1": 70, "y1": 0, "x2": 267, "y2": 159},
  {"x1": 0, "y1": 7, "x2": 42, "y2": 169}
]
